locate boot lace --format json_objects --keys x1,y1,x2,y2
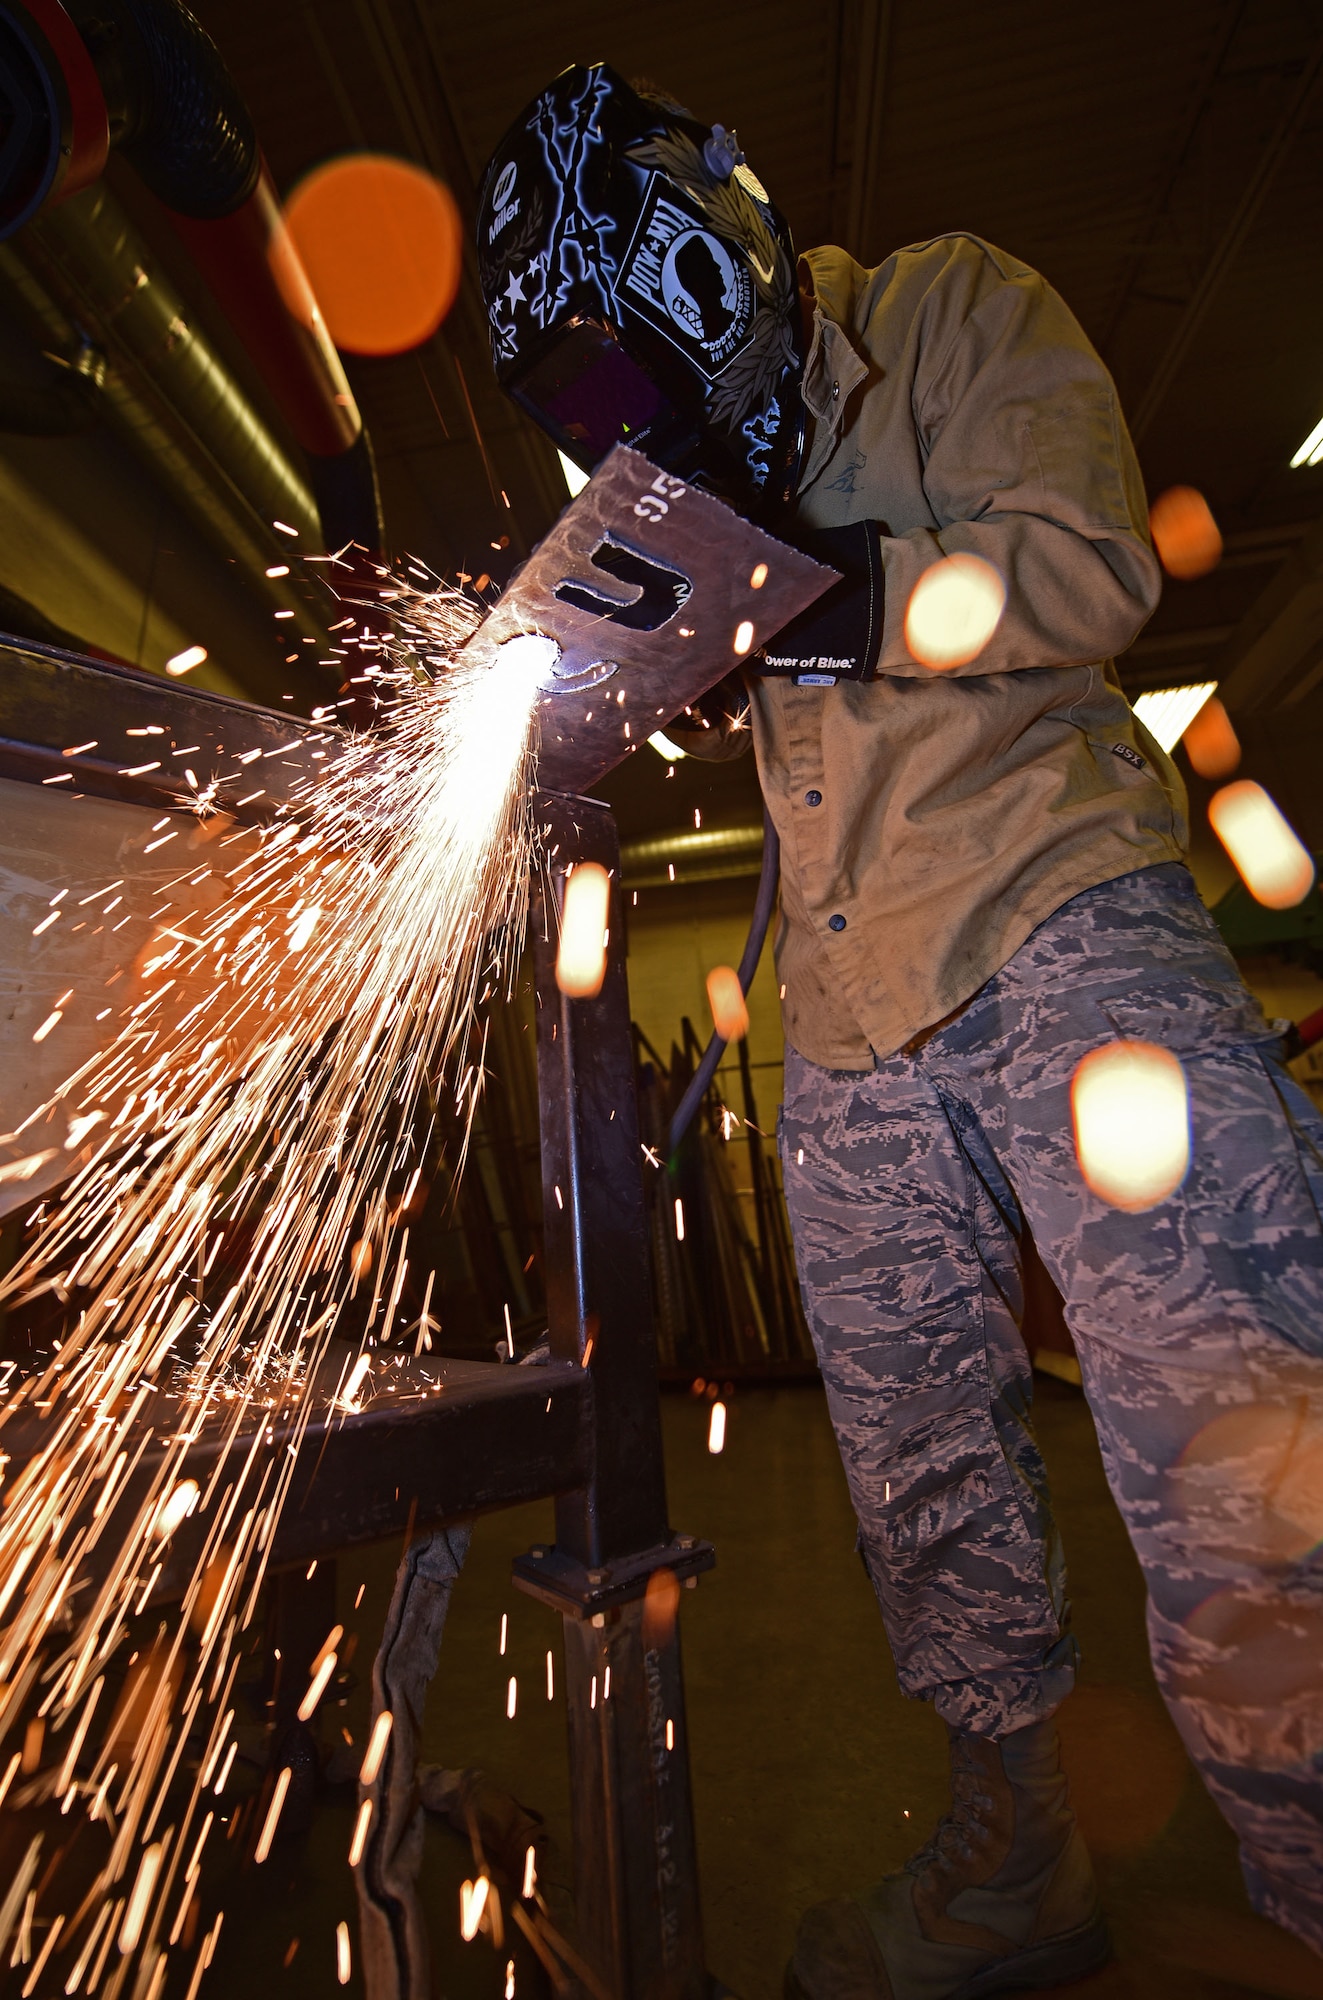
[{"x1": 904, "y1": 1733, "x2": 997, "y2": 1876}]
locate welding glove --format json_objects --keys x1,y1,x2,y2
[
  {"x1": 751, "y1": 519, "x2": 885, "y2": 685},
  {"x1": 661, "y1": 675, "x2": 754, "y2": 761}
]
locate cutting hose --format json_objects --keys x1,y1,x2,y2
[{"x1": 668, "y1": 805, "x2": 780, "y2": 1154}]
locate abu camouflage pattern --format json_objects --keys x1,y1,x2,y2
[{"x1": 779, "y1": 861, "x2": 1323, "y2": 1954}]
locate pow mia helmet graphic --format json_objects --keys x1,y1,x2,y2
[{"x1": 476, "y1": 63, "x2": 805, "y2": 511}]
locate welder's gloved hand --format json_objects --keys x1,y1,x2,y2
[
  {"x1": 661, "y1": 674, "x2": 753, "y2": 761},
  {"x1": 753, "y1": 519, "x2": 885, "y2": 684}
]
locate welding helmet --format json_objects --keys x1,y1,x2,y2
[{"x1": 477, "y1": 62, "x2": 805, "y2": 511}]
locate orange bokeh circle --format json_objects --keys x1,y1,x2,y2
[
  {"x1": 284, "y1": 154, "x2": 463, "y2": 356},
  {"x1": 1149, "y1": 485, "x2": 1223, "y2": 580},
  {"x1": 1182, "y1": 693, "x2": 1240, "y2": 779}
]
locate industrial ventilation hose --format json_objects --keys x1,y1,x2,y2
[
  {"x1": 4, "y1": 0, "x2": 383, "y2": 552},
  {"x1": 69, "y1": 0, "x2": 259, "y2": 215},
  {"x1": 668, "y1": 806, "x2": 780, "y2": 1154}
]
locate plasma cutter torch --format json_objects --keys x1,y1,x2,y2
[{"x1": 455, "y1": 443, "x2": 837, "y2": 795}]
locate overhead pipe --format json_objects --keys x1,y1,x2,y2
[
  {"x1": 0, "y1": 0, "x2": 383, "y2": 554},
  {"x1": 0, "y1": 239, "x2": 335, "y2": 695},
  {"x1": 0, "y1": 186, "x2": 334, "y2": 662},
  {"x1": 167, "y1": 171, "x2": 381, "y2": 553},
  {"x1": 8, "y1": 184, "x2": 321, "y2": 540}
]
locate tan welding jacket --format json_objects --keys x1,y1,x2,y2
[{"x1": 693, "y1": 233, "x2": 1188, "y2": 1072}]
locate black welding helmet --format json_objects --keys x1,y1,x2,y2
[{"x1": 477, "y1": 62, "x2": 805, "y2": 510}]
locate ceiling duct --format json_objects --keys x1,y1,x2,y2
[
  {"x1": 0, "y1": 183, "x2": 332, "y2": 656},
  {"x1": 0, "y1": 0, "x2": 383, "y2": 555}
]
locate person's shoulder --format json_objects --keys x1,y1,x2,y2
[
  {"x1": 806, "y1": 234, "x2": 1042, "y2": 337},
  {"x1": 893, "y1": 233, "x2": 1037, "y2": 277},
  {"x1": 867, "y1": 233, "x2": 1042, "y2": 310},
  {"x1": 805, "y1": 232, "x2": 1032, "y2": 281}
]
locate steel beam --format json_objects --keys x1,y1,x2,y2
[
  {"x1": 0, "y1": 1349, "x2": 591, "y2": 1602},
  {"x1": 1128, "y1": 30, "x2": 1323, "y2": 444},
  {"x1": 1215, "y1": 509, "x2": 1323, "y2": 715},
  {"x1": 0, "y1": 630, "x2": 340, "y2": 820},
  {"x1": 520, "y1": 789, "x2": 711, "y2": 1998}
]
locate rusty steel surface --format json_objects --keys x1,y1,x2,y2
[
  {"x1": 454, "y1": 444, "x2": 837, "y2": 794},
  {"x1": 0, "y1": 632, "x2": 338, "y2": 822}
]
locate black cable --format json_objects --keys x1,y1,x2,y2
[{"x1": 668, "y1": 806, "x2": 780, "y2": 1154}]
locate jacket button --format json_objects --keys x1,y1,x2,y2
[
  {"x1": 831, "y1": 380, "x2": 840, "y2": 399},
  {"x1": 804, "y1": 788, "x2": 822, "y2": 807},
  {"x1": 827, "y1": 913, "x2": 846, "y2": 932}
]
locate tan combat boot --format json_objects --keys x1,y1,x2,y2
[{"x1": 785, "y1": 1716, "x2": 1110, "y2": 1999}]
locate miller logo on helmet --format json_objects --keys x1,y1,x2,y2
[
  {"x1": 476, "y1": 63, "x2": 805, "y2": 510},
  {"x1": 486, "y1": 159, "x2": 519, "y2": 241}
]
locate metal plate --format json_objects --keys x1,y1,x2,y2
[
  {"x1": 512, "y1": 1536, "x2": 716, "y2": 1618},
  {"x1": 0, "y1": 633, "x2": 337, "y2": 823},
  {"x1": 452, "y1": 446, "x2": 838, "y2": 794}
]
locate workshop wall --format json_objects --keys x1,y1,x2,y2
[{"x1": 624, "y1": 874, "x2": 786, "y2": 1118}]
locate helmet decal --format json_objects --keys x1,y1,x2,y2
[
  {"x1": 524, "y1": 68, "x2": 619, "y2": 331},
  {"x1": 619, "y1": 180, "x2": 755, "y2": 379},
  {"x1": 478, "y1": 63, "x2": 805, "y2": 506},
  {"x1": 624, "y1": 123, "x2": 798, "y2": 441},
  {"x1": 483, "y1": 67, "x2": 617, "y2": 360}
]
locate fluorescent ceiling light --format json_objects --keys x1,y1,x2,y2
[
  {"x1": 558, "y1": 450, "x2": 589, "y2": 496},
  {"x1": 1290, "y1": 415, "x2": 1323, "y2": 468},
  {"x1": 648, "y1": 730, "x2": 687, "y2": 761},
  {"x1": 1132, "y1": 681, "x2": 1217, "y2": 753}
]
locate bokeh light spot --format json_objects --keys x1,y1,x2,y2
[
  {"x1": 1150, "y1": 485, "x2": 1223, "y2": 580},
  {"x1": 1208, "y1": 780, "x2": 1315, "y2": 909},
  {"x1": 1181, "y1": 693, "x2": 1240, "y2": 778},
  {"x1": 1071, "y1": 1039, "x2": 1189, "y2": 1212},
  {"x1": 705, "y1": 964, "x2": 749, "y2": 1043},
  {"x1": 904, "y1": 554, "x2": 1006, "y2": 669},
  {"x1": 153, "y1": 1477, "x2": 199, "y2": 1540},
  {"x1": 1175, "y1": 1589, "x2": 1323, "y2": 1751},
  {"x1": 285, "y1": 154, "x2": 462, "y2": 356},
  {"x1": 1175, "y1": 1399, "x2": 1323, "y2": 1563},
  {"x1": 165, "y1": 644, "x2": 207, "y2": 678},
  {"x1": 556, "y1": 862, "x2": 610, "y2": 998},
  {"x1": 641, "y1": 1566, "x2": 681, "y2": 1649}
]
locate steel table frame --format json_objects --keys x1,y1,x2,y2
[{"x1": 0, "y1": 639, "x2": 714, "y2": 1999}]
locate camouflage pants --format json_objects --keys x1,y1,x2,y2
[{"x1": 778, "y1": 863, "x2": 1323, "y2": 1953}]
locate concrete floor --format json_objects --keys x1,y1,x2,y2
[{"x1": 214, "y1": 1380, "x2": 1323, "y2": 2000}]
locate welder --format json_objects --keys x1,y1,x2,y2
[{"x1": 476, "y1": 64, "x2": 1323, "y2": 1997}]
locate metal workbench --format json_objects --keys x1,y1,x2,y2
[{"x1": 0, "y1": 635, "x2": 716, "y2": 1998}]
